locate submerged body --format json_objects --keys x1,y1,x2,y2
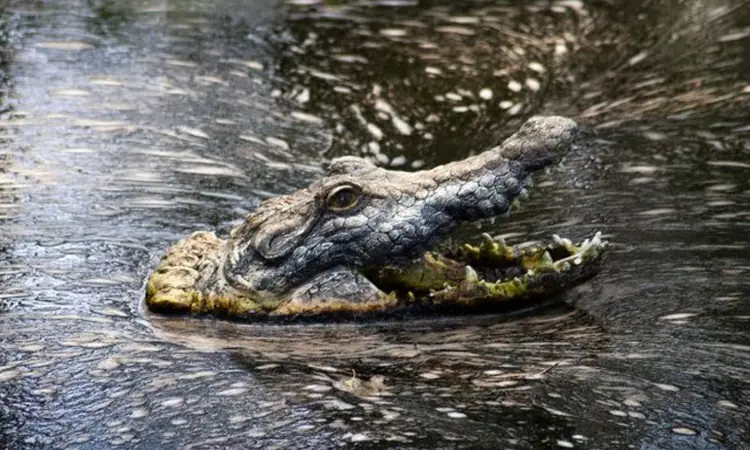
[{"x1": 146, "y1": 116, "x2": 606, "y2": 318}]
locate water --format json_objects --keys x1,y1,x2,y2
[{"x1": 0, "y1": 0, "x2": 748, "y2": 448}]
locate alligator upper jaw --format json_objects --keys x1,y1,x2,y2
[
  {"x1": 144, "y1": 174, "x2": 607, "y2": 320},
  {"x1": 143, "y1": 179, "x2": 608, "y2": 320}
]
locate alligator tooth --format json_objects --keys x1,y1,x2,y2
[
  {"x1": 552, "y1": 234, "x2": 574, "y2": 252},
  {"x1": 541, "y1": 250, "x2": 554, "y2": 266},
  {"x1": 464, "y1": 265, "x2": 479, "y2": 282},
  {"x1": 480, "y1": 233, "x2": 501, "y2": 256}
]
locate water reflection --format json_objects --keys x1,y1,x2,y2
[
  {"x1": 0, "y1": 0, "x2": 749, "y2": 448},
  {"x1": 275, "y1": 0, "x2": 592, "y2": 166}
]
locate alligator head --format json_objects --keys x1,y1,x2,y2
[{"x1": 146, "y1": 116, "x2": 606, "y2": 319}]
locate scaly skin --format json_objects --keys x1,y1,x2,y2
[{"x1": 146, "y1": 116, "x2": 605, "y2": 318}]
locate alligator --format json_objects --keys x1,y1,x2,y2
[{"x1": 146, "y1": 116, "x2": 606, "y2": 319}]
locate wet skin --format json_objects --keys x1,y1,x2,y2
[
  {"x1": 2, "y1": 0, "x2": 749, "y2": 448},
  {"x1": 146, "y1": 116, "x2": 606, "y2": 319}
]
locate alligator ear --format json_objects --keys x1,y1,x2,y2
[
  {"x1": 230, "y1": 194, "x2": 322, "y2": 262},
  {"x1": 325, "y1": 156, "x2": 377, "y2": 176},
  {"x1": 250, "y1": 201, "x2": 321, "y2": 262}
]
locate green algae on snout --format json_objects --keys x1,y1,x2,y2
[
  {"x1": 145, "y1": 231, "x2": 284, "y2": 318},
  {"x1": 145, "y1": 231, "x2": 400, "y2": 318},
  {"x1": 146, "y1": 281, "x2": 282, "y2": 317}
]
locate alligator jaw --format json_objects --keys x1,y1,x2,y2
[
  {"x1": 145, "y1": 230, "x2": 607, "y2": 320},
  {"x1": 364, "y1": 232, "x2": 607, "y2": 311}
]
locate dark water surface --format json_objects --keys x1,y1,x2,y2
[{"x1": 1, "y1": 0, "x2": 749, "y2": 448}]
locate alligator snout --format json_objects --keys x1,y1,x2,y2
[
  {"x1": 495, "y1": 115, "x2": 578, "y2": 170},
  {"x1": 411, "y1": 115, "x2": 577, "y2": 224}
]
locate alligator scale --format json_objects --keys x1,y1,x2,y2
[{"x1": 146, "y1": 116, "x2": 606, "y2": 319}]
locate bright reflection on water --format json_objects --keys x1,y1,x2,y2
[{"x1": 0, "y1": 0, "x2": 749, "y2": 448}]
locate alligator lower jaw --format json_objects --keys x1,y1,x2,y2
[
  {"x1": 365, "y1": 232, "x2": 606, "y2": 313},
  {"x1": 145, "y1": 231, "x2": 607, "y2": 321}
]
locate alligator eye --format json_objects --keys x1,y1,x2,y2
[{"x1": 326, "y1": 184, "x2": 361, "y2": 212}]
